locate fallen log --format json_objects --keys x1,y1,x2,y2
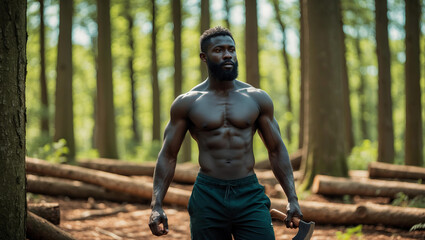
[
  {"x1": 27, "y1": 211, "x2": 75, "y2": 240},
  {"x1": 67, "y1": 206, "x2": 128, "y2": 221},
  {"x1": 26, "y1": 157, "x2": 190, "y2": 207},
  {"x1": 77, "y1": 158, "x2": 199, "y2": 184},
  {"x1": 270, "y1": 198, "x2": 425, "y2": 228},
  {"x1": 28, "y1": 202, "x2": 60, "y2": 225},
  {"x1": 312, "y1": 175, "x2": 425, "y2": 198},
  {"x1": 27, "y1": 174, "x2": 148, "y2": 203},
  {"x1": 369, "y1": 161, "x2": 425, "y2": 181},
  {"x1": 254, "y1": 148, "x2": 303, "y2": 170}
]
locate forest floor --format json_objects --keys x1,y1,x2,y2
[{"x1": 31, "y1": 194, "x2": 425, "y2": 240}]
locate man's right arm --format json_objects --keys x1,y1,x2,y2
[{"x1": 149, "y1": 95, "x2": 190, "y2": 236}]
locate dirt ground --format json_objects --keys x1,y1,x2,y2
[{"x1": 31, "y1": 195, "x2": 425, "y2": 240}]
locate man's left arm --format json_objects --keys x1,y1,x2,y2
[{"x1": 255, "y1": 90, "x2": 302, "y2": 228}]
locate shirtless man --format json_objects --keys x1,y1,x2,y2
[{"x1": 149, "y1": 26, "x2": 302, "y2": 239}]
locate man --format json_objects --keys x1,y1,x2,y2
[{"x1": 149, "y1": 26, "x2": 302, "y2": 239}]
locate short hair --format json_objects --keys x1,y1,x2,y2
[{"x1": 200, "y1": 26, "x2": 235, "y2": 53}]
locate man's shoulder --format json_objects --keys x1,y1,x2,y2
[{"x1": 235, "y1": 81, "x2": 271, "y2": 100}]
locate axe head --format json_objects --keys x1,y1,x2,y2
[{"x1": 293, "y1": 220, "x2": 315, "y2": 240}]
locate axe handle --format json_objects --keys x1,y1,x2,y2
[{"x1": 270, "y1": 208, "x2": 300, "y2": 226}]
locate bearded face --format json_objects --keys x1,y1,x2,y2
[{"x1": 206, "y1": 57, "x2": 239, "y2": 81}]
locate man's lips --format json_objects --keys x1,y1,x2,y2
[{"x1": 222, "y1": 62, "x2": 234, "y2": 69}]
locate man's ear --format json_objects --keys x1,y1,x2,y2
[{"x1": 200, "y1": 52, "x2": 207, "y2": 63}]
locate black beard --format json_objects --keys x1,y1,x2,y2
[{"x1": 206, "y1": 58, "x2": 239, "y2": 81}]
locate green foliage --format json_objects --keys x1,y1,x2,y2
[
  {"x1": 392, "y1": 192, "x2": 425, "y2": 208},
  {"x1": 336, "y1": 225, "x2": 364, "y2": 240},
  {"x1": 410, "y1": 223, "x2": 425, "y2": 232},
  {"x1": 347, "y1": 140, "x2": 377, "y2": 170},
  {"x1": 33, "y1": 139, "x2": 69, "y2": 163}
]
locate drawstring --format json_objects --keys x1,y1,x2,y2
[{"x1": 225, "y1": 184, "x2": 237, "y2": 200}]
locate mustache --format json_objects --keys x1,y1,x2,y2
[{"x1": 220, "y1": 60, "x2": 236, "y2": 67}]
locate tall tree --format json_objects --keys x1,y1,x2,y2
[
  {"x1": 301, "y1": 0, "x2": 348, "y2": 189},
  {"x1": 271, "y1": 0, "x2": 293, "y2": 143},
  {"x1": 200, "y1": 0, "x2": 210, "y2": 81},
  {"x1": 375, "y1": 0, "x2": 394, "y2": 163},
  {"x1": 299, "y1": 0, "x2": 307, "y2": 149},
  {"x1": 224, "y1": 0, "x2": 231, "y2": 30},
  {"x1": 151, "y1": 0, "x2": 161, "y2": 141},
  {"x1": 39, "y1": 0, "x2": 50, "y2": 136},
  {"x1": 0, "y1": 0, "x2": 27, "y2": 238},
  {"x1": 54, "y1": 0, "x2": 76, "y2": 161},
  {"x1": 96, "y1": 0, "x2": 119, "y2": 158},
  {"x1": 339, "y1": 1, "x2": 354, "y2": 153},
  {"x1": 404, "y1": 0, "x2": 422, "y2": 166},
  {"x1": 124, "y1": 0, "x2": 141, "y2": 144},
  {"x1": 245, "y1": 0, "x2": 260, "y2": 88},
  {"x1": 354, "y1": 31, "x2": 369, "y2": 140},
  {"x1": 173, "y1": 0, "x2": 191, "y2": 162}
]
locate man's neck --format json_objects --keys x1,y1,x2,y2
[{"x1": 207, "y1": 76, "x2": 236, "y2": 93}]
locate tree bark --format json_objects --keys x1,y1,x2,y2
[
  {"x1": 298, "y1": 0, "x2": 307, "y2": 149},
  {"x1": 0, "y1": 0, "x2": 27, "y2": 238},
  {"x1": 124, "y1": 0, "x2": 140, "y2": 144},
  {"x1": 200, "y1": 0, "x2": 210, "y2": 81},
  {"x1": 312, "y1": 174, "x2": 425, "y2": 198},
  {"x1": 368, "y1": 161, "x2": 425, "y2": 181},
  {"x1": 96, "y1": 0, "x2": 119, "y2": 158},
  {"x1": 245, "y1": 0, "x2": 260, "y2": 88},
  {"x1": 27, "y1": 212, "x2": 75, "y2": 240},
  {"x1": 55, "y1": 0, "x2": 75, "y2": 161},
  {"x1": 39, "y1": 0, "x2": 49, "y2": 135},
  {"x1": 404, "y1": 0, "x2": 422, "y2": 166},
  {"x1": 300, "y1": 0, "x2": 348, "y2": 189},
  {"x1": 26, "y1": 158, "x2": 191, "y2": 206},
  {"x1": 375, "y1": 0, "x2": 394, "y2": 163},
  {"x1": 27, "y1": 174, "x2": 148, "y2": 203},
  {"x1": 271, "y1": 198, "x2": 425, "y2": 228},
  {"x1": 151, "y1": 0, "x2": 161, "y2": 141},
  {"x1": 28, "y1": 203, "x2": 60, "y2": 225}
]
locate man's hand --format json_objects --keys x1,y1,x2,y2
[
  {"x1": 149, "y1": 208, "x2": 169, "y2": 236},
  {"x1": 284, "y1": 200, "x2": 303, "y2": 229}
]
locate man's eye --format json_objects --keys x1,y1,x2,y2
[{"x1": 214, "y1": 49, "x2": 221, "y2": 53}]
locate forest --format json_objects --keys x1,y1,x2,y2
[{"x1": 1, "y1": 0, "x2": 425, "y2": 239}]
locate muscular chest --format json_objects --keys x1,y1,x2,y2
[{"x1": 189, "y1": 92, "x2": 259, "y2": 130}]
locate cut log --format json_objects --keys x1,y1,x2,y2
[
  {"x1": 312, "y1": 175, "x2": 425, "y2": 198},
  {"x1": 67, "y1": 206, "x2": 128, "y2": 221},
  {"x1": 369, "y1": 161, "x2": 425, "y2": 181},
  {"x1": 28, "y1": 202, "x2": 60, "y2": 225},
  {"x1": 26, "y1": 157, "x2": 190, "y2": 207},
  {"x1": 27, "y1": 211, "x2": 75, "y2": 240},
  {"x1": 270, "y1": 198, "x2": 425, "y2": 228},
  {"x1": 27, "y1": 174, "x2": 148, "y2": 203},
  {"x1": 77, "y1": 158, "x2": 199, "y2": 184},
  {"x1": 254, "y1": 148, "x2": 303, "y2": 170}
]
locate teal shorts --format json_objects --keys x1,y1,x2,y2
[{"x1": 188, "y1": 173, "x2": 275, "y2": 240}]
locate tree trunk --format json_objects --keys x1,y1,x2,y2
[
  {"x1": 354, "y1": 31, "x2": 369, "y2": 140},
  {"x1": 312, "y1": 174, "x2": 425, "y2": 198},
  {"x1": 55, "y1": 0, "x2": 75, "y2": 161},
  {"x1": 298, "y1": 0, "x2": 306, "y2": 149},
  {"x1": 245, "y1": 0, "x2": 260, "y2": 88},
  {"x1": 151, "y1": 0, "x2": 161, "y2": 141},
  {"x1": 375, "y1": 0, "x2": 394, "y2": 163},
  {"x1": 0, "y1": 0, "x2": 27, "y2": 238},
  {"x1": 271, "y1": 198, "x2": 425, "y2": 228},
  {"x1": 368, "y1": 161, "x2": 425, "y2": 181},
  {"x1": 272, "y1": 0, "x2": 292, "y2": 143},
  {"x1": 125, "y1": 0, "x2": 140, "y2": 144},
  {"x1": 96, "y1": 0, "x2": 119, "y2": 158},
  {"x1": 28, "y1": 203, "x2": 60, "y2": 225},
  {"x1": 200, "y1": 0, "x2": 210, "y2": 81},
  {"x1": 224, "y1": 0, "x2": 231, "y2": 30},
  {"x1": 27, "y1": 212, "x2": 75, "y2": 240},
  {"x1": 404, "y1": 0, "x2": 422, "y2": 166},
  {"x1": 301, "y1": 0, "x2": 348, "y2": 189},
  {"x1": 39, "y1": 0, "x2": 49, "y2": 136},
  {"x1": 338, "y1": 2, "x2": 354, "y2": 153},
  {"x1": 27, "y1": 174, "x2": 148, "y2": 203},
  {"x1": 26, "y1": 158, "x2": 191, "y2": 206}
]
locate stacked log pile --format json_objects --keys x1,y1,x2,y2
[{"x1": 26, "y1": 156, "x2": 425, "y2": 232}]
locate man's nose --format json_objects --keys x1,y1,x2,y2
[{"x1": 223, "y1": 50, "x2": 232, "y2": 59}]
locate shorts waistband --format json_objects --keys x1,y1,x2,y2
[{"x1": 195, "y1": 172, "x2": 259, "y2": 187}]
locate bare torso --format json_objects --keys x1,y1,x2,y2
[{"x1": 183, "y1": 80, "x2": 262, "y2": 179}]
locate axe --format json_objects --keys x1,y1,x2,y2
[{"x1": 270, "y1": 208, "x2": 315, "y2": 240}]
